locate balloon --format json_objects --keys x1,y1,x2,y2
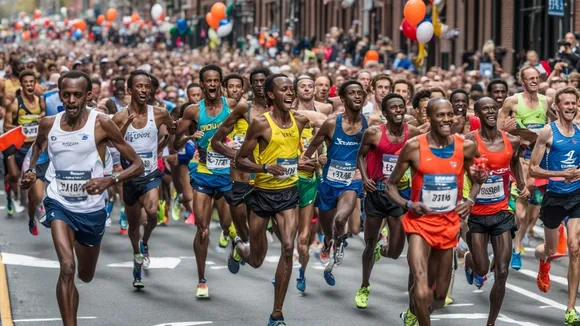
[
  {"x1": 64, "y1": 18, "x2": 69, "y2": 25},
  {"x1": 365, "y1": 50, "x2": 379, "y2": 61},
  {"x1": 22, "y1": 30, "x2": 31, "y2": 41},
  {"x1": 226, "y1": 3, "x2": 234, "y2": 16},
  {"x1": 219, "y1": 18, "x2": 230, "y2": 27},
  {"x1": 177, "y1": 18, "x2": 187, "y2": 33},
  {"x1": 416, "y1": 21, "x2": 434, "y2": 43},
  {"x1": 206, "y1": 13, "x2": 219, "y2": 29},
  {"x1": 208, "y1": 28, "x2": 219, "y2": 41},
  {"x1": 434, "y1": 0, "x2": 442, "y2": 4},
  {"x1": 401, "y1": 18, "x2": 417, "y2": 41},
  {"x1": 170, "y1": 26, "x2": 178, "y2": 36},
  {"x1": 131, "y1": 13, "x2": 140, "y2": 22},
  {"x1": 216, "y1": 21, "x2": 233, "y2": 37},
  {"x1": 44, "y1": 19, "x2": 50, "y2": 26},
  {"x1": 73, "y1": 19, "x2": 87, "y2": 31},
  {"x1": 151, "y1": 4, "x2": 163, "y2": 20},
  {"x1": 403, "y1": 0, "x2": 426, "y2": 26},
  {"x1": 60, "y1": 7, "x2": 67, "y2": 16},
  {"x1": 14, "y1": 21, "x2": 23, "y2": 30},
  {"x1": 97, "y1": 15, "x2": 105, "y2": 25},
  {"x1": 33, "y1": 9, "x2": 41, "y2": 19},
  {"x1": 73, "y1": 29, "x2": 82, "y2": 39},
  {"x1": 106, "y1": 8, "x2": 117, "y2": 21},
  {"x1": 211, "y1": 2, "x2": 227, "y2": 21}
]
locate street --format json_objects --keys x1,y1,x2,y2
[{"x1": 0, "y1": 195, "x2": 574, "y2": 326}]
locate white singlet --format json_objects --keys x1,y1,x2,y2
[{"x1": 123, "y1": 105, "x2": 159, "y2": 175}]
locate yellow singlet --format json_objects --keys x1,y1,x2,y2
[{"x1": 298, "y1": 122, "x2": 316, "y2": 179}]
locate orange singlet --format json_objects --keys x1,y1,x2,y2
[{"x1": 403, "y1": 134, "x2": 464, "y2": 250}]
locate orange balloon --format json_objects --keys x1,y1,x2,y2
[
  {"x1": 74, "y1": 19, "x2": 87, "y2": 31},
  {"x1": 97, "y1": 15, "x2": 105, "y2": 25},
  {"x1": 131, "y1": 13, "x2": 140, "y2": 23},
  {"x1": 403, "y1": 0, "x2": 426, "y2": 26},
  {"x1": 211, "y1": 2, "x2": 227, "y2": 21},
  {"x1": 14, "y1": 21, "x2": 23, "y2": 30},
  {"x1": 206, "y1": 12, "x2": 219, "y2": 30},
  {"x1": 106, "y1": 8, "x2": 117, "y2": 21},
  {"x1": 365, "y1": 50, "x2": 379, "y2": 61},
  {"x1": 106, "y1": 22, "x2": 112, "y2": 28},
  {"x1": 22, "y1": 30, "x2": 31, "y2": 41},
  {"x1": 33, "y1": 10, "x2": 41, "y2": 20}
]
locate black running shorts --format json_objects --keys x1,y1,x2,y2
[
  {"x1": 540, "y1": 188, "x2": 580, "y2": 229},
  {"x1": 246, "y1": 186, "x2": 299, "y2": 219},
  {"x1": 364, "y1": 189, "x2": 404, "y2": 218},
  {"x1": 468, "y1": 211, "x2": 517, "y2": 238},
  {"x1": 224, "y1": 181, "x2": 253, "y2": 207}
]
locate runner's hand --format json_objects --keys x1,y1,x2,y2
[
  {"x1": 192, "y1": 131, "x2": 204, "y2": 139},
  {"x1": 502, "y1": 116, "x2": 517, "y2": 133},
  {"x1": 409, "y1": 202, "x2": 433, "y2": 217},
  {"x1": 455, "y1": 200, "x2": 473, "y2": 220},
  {"x1": 318, "y1": 155, "x2": 327, "y2": 165},
  {"x1": 363, "y1": 178, "x2": 377, "y2": 192},
  {"x1": 20, "y1": 171, "x2": 37, "y2": 189},
  {"x1": 470, "y1": 164, "x2": 488, "y2": 184},
  {"x1": 518, "y1": 186, "x2": 530, "y2": 199},
  {"x1": 226, "y1": 140, "x2": 241, "y2": 150},
  {"x1": 298, "y1": 157, "x2": 316, "y2": 172},
  {"x1": 564, "y1": 168, "x2": 580, "y2": 183},
  {"x1": 165, "y1": 154, "x2": 178, "y2": 166},
  {"x1": 85, "y1": 177, "x2": 114, "y2": 195},
  {"x1": 266, "y1": 164, "x2": 285, "y2": 176}
]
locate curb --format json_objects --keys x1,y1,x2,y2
[{"x1": 0, "y1": 254, "x2": 13, "y2": 326}]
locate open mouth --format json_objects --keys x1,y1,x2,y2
[
  {"x1": 138, "y1": 94, "x2": 148, "y2": 101},
  {"x1": 283, "y1": 98, "x2": 293, "y2": 104},
  {"x1": 441, "y1": 124, "x2": 451, "y2": 132},
  {"x1": 208, "y1": 89, "x2": 217, "y2": 97},
  {"x1": 486, "y1": 116, "x2": 496, "y2": 122}
]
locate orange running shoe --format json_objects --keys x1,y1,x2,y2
[
  {"x1": 185, "y1": 211, "x2": 195, "y2": 225},
  {"x1": 537, "y1": 259, "x2": 551, "y2": 293}
]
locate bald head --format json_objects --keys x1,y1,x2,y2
[{"x1": 426, "y1": 97, "x2": 452, "y2": 118}]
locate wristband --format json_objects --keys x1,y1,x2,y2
[
  {"x1": 465, "y1": 197, "x2": 475, "y2": 205},
  {"x1": 25, "y1": 168, "x2": 36, "y2": 174},
  {"x1": 263, "y1": 164, "x2": 268, "y2": 173}
]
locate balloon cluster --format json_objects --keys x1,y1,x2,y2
[
  {"x1": 401, "y1": 0, "x2": 433, "y2": 43},
  {"x1": 206, "y1": 1, "x2": 234, "y2": 43}
]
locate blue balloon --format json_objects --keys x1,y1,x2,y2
[
  {"x1": 177, "y1": 19, "x2": 187, "y2": 32},
  {"x1": 73, "y1": 29, "x2": 82, "y2": 39},
  {"x1": 219, "y1": 18, "x2": 230, "y2": 27}
]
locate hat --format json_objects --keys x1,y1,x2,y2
[{"x1": 100, "y1": 58, "x2": 109, "y2": 64}]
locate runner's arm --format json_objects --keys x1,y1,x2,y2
[
  {"x1": 545, "y1": 96, "x2": 558, "y2": 122},
  {"x1": 234, "y1": 116, "x2": 267, "y2": 173},
  {"x1": 408, "y1": 124, "x2": 423, "y2": 137},
  {"x1": 356, "y1": 126, "x2": 380, "y2": 184},
  {"x1": 508, "y1": 134, "x2": 525, "y2": 190},
  {"x1": 211, "y1": 101, "x2": 248, "y2": 159},
  {"x1": 463, "y1": 139, "x2": 483, "y2": 203},
  {"x1": 156, "y1": 106, "x2": 177, "y2": 134},
  {"x1": 3, "y1": 100, "x2": 17, "y2": 131},
  {"x1": 528, "y1": 125, "x2": 564, "y2": 179},
  {"x1": 174, "y1": 104, "x2": 198, "y2": 150},
  {"x1": 101, "y1": 116, "x2": 144, "y2": 182},
  {"x1": 303, "y1": 117, "x2": 334, "y2": 158},
  {"x1": 385, "y1": 139, "x2": 416, "y2": 208},
  {"x1": 28, "y1": 116, "x2": 53, "y2": 170},
  {"x1": 497, "y1": 96, "x2": 515, "y2": 131}
]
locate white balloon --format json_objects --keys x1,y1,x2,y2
[
  {"x1": 122, "y1": 16, "x2": 131, "y2": 24},
  {"x1": 416, "y1": 21, "x2": 434, "y2": 43},
  {"x1": 216, "y1": 22, "x2": 233, "y2": 38},
  {"x1": 151, "y1": 4, "x2": 163, "y2": 20},
  {"x1": 60, "y1": 7, "x2": 67, "y2": 16},
  {"x1": 433, "y1": 0, "x2": 442, "y2": 5},
  {"x1": 23, "y1": 16, "x2": 30, "y2": 24}
]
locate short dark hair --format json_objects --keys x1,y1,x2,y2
[
  {"x1": 381, "y1": 93, "x2": 406, "y2": 112},
  {"x1": 426, "y1": 97, "x2": 451, "y2": 117},
  {"x1": 127, "y1": 70, "x2": 151, "y2": 89},
  {"x1": 112, "y1": 76, "x2": 125, "y2": 89},
  {"x1": 338, "y1": 80, "x2": 364, "y2": 98},
  {"x1": 90, "y1": 77, "x2": 102, "y2": 85},
  {"x1": 412, "y1": 89, "x2": 432, "y2": 109},
  {"x1": 263, "y1": 73, "x2": 288, "y2": 106},
  {"x1": 187, "y1": 83, "x2": 201, "y2": 91},
  {"x1": 199, "y1": 64, "x2": 223, "y2": 82},
  {"x1": 149, "y1": 74, "x2": 160, "y2": 92},
  {"x1": 58, "y1": 71, "x2": 92, "y2": 92},
  {"x1": 371, "y1": 74, "x2": 393, "y2": 90},
  {"x1": 449, "y1": 88, "x2": 469, "y2": 101},
  {"x1": 470, "y1": 83, "x2": 484, "y2": 93},
  {"x1": 294, "y1": 75, "x2": 314, "y2": 90},
  {"x1": 429, "y1": 87, "x2": 446, "y2": 96},
  {"x1": 486, "y1": 79, "x2": 508, "y2": 93},
  {"x1": 223, "y1": 73, "x2": 244, "y2": 88},
  {"x1": 249, "y1": 67, "x2": 272, "y2": 84},
  {"x1": 392, "y1": 79, "x2": 415, "y2": 99},
  {"x1": 18, "y1": 70, "x2": 36, "y2": 83}
]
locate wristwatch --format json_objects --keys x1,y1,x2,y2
[
  {"x1": 25, "y1": 168, "x2": 36, "y2": 174},
  {"x1": 405, "y1": 200, "x2": 412, "y2": 210},
  {"x1": 112, "y1": 173, "x2": 120, "y2": 184}
]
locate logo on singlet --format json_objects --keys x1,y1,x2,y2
[
  {"x1": 51, "y1": 136, "x2": 57, "y2": 141},
  {"x1": 125, "y1": 132, "x2": 152, "y2": 142},
  {"x1": 335, "y1": 138, "x2": 358, "y2": 146},
  {"x1": 561, "y1": 150, "x2": 576, "y2": 166}
]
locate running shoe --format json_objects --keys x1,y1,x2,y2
[
  {"x1": 227, "y1": 238, "x2": 242, "y2": 274},
  {"x1": 355, "y1": 286, "x2": 370, "y2": 309},
  {"x1": 511, "y1": 250, "x2": 522, "y2": 270},
  {"x1": 7, "y1": 199, "x2": 14, "y2": 216},
  {"x1": 464, "y1": 264, "x2": 474, "y2": 285},
  {"x1": 105, "y1": 200, "x2": 114, "y2": 217},
  {"x1": 185, "y1": 211, "x2": 195, "y2": 225},
  {"x1": 218, "y1": 231, "x2": 229, "y2": 248},
  {"x1": 537, "y1": 259, "x2": 551, "y2": 293},
  {"x1": 228, "y1": 223, "x2": 237, "y2": 239},
  {"x1": 474, "y1": 274, "x2": 487, "y2": 289},
  {"x1": 445, "y1": 296, "x2": 454, "y2": 306},
  {"x1": 374, "y1": 242, "x2": 382, "y2": 262},
  {"x1": 565, "y1": 309, "x2": 580, "y2": 326},
  {"x1": 119, "y1": 206, "x2": 128, "y2": 232},
  {"x1": 13, "y1": 200, "x2": 24, "y2": 214},
  {"x1": 140, "y1": 240, "x2": 150, "y2": 269},
  {"x1": 334, "y1": 237, "x2": 345, "y2": 265},
  {"x1": 196, "y1": 280, "x2": 209, "y2": 298},
  {"x1": 324, "y1": 258, "x2": 336, "y2": 286},
  {"x1": 400, "y1": 309, "x2": 418, "y2": 326},
  {"x1": 157, "y1": 200, "x2": 166, "y2": 225},
  {"x1": 133, "y1": 254, "x2": 144, "y2": 289},
  {"x1": 28, "y1": 219, "x2": 38, "y2": 236},
  {"x1": 105, "y1": 216, "x2": 112, "y2": 228},
  {"x1": 171, "y1": 193, "x2": 182, "y2": 221},
  {"x1": 267, "y1": 315, "x2": 286, "y2": 326},
  {"x1": 296, "y1": 267, "x2": 306, "y2": 292},
  {"x1": 319, "y1": 239, "x2": 333, "y2": 264}
]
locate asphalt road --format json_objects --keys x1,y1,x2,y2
[{"x1": 0, "y1": 195, "x2": 575, "y2": 326}]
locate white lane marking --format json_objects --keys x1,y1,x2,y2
[
  {"x1": 206, "y1": 261, "x2": 215, "y2": 265},
  {"x1": 1, "y1": 253, "x2": 59, "y2": 268},
  {"x1": 0, "y1": 190, "x2": 5, "y2": 195},
  {"x1": 13, "y1": 317, "x2": 97, "y2": 322},
  {"x1": 312, "y1": 265, "x2": 325, "y2": 270},
  {"x1": 533, "y1": 225, "x2": 545, "y2": 239},
  {"x1": 210, "y1": 266, "x2": 228, "y2": 270},
  {"x1": 0, "y1": 206, "x2": 5, "y2": 210},
  {"x1": 179, "y1": 256, "x2": 195, "y2": 259},
  {"x1": 265, "y1": 255, "x2": 279, "y2": 263},
  {"x1": 518, "y1": 268, "x2": 568, "y2": 286},
  {"x1": 447, "y1": 303, "x2": 474, "y2": 307},
  {"x1": 472, "y1": 289, "x2": 484, "y2": 293},
  {"x1": 151, "y1": 322, "x2": 213, "y2": 326},
  {"x1": 505, "y1": 282, "x2": 568, "y2": 311},
  {"x1": 107, "y1": 257, "x2": 181, "y2": 269},
  {"x1": 430, "y1": 313, "x2": 538, "y2": 326}
]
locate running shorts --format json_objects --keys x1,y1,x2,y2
[
  {"x1": 178, "y1": 141, "x2": 195, "y2": 165},
  {"x1": 315, "y1": 179, "x2": 362, "y2": 211},
  {"x1": 297, "y1": 174, "x2": 320, "y2": 208},
  {"x1": 42, "y1": 197, "x2": 107, "y2": 247},
  {"x1": 468, "y1": 211, "x2": 517, "y2": 238},
  {"x1": 364, "y1": 187, "x2": 404, "y2": 218},
  {"x1": 122, "y1": 170, "x2": 163, "y2": 206},
  {"x1": 247, "y1": 186, "x2": 299, "y2": 218},
  {"x1": 3, "y1": 143, "x2": 32, "y2": 171},
  {"x1": 403, "y1": 213, "x2": 460, "y2": 250},
  {"x1": 540, "y1": 188, "x2": 580, "y2": 229},
  {"x1": 190, "y1": 171, "x2": 232, "y2": 199},
  {"x1": 223, "y1": 181, "x2": 253, "y2": 206}
]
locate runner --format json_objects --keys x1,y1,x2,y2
[
  {"x1": 112, "y1": 70, "x2": 176, "y2": 288},
  {"x1": 186, "y1": 83, "x2": 203, "y2": 104},
  {"x1": 385, "y1": 98, "x2": 485, "y2": 326},
  {"x1": 301, "y1": 80, "x2": 369, "y2": 286},
  {"x1": 528, "y1": 87, "x2": 580, "y2": 324},
  {"x1": 486, "y1": 79, "x2": 508, "y2": 106},
  {"x1": 232, "y1": 73, "x2": 311, "y2": 326},
  {"x1": 355, "y1": 93, "x2": 421, "y2": 308},
  {"x1": 411, "y1": 89, "x2": 431, "y2": 133},
  {"x1": 223, "y1": 73, "x2": 244, "y2": 102},
  {"x1": 20, "y1": 71, "x2": 144, "y2": 325},
  {"x1": 464, "y1": 96, "x2": 527, "y2": 326}
]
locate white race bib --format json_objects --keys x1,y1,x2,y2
[
  {"x1": 22, "y1": 123, "x2": 39, "y2": 138},
  {"x1": 233, "y1": 134, "x2": 245, "y2": 144},
  {"x1": 382, "y1": 154, "x2": 398, "y2": 179},
  {"x1": 421, "y1": 174, "x2": 458, "y2": 213},
  {"x1": 276, "y1": 157, "x2": 298, "y2": 179},
  {"x1": 302, "y1": 136, "x2": 312, "y2": 150},
  {"x1": 326, "y1": 159, "x2": 356, "y2": 185},
  {"x1": 525, "y1": 123, "x2": 544, "y2": 135},
  {"x1": 56, "y1": 170, "x2": 90, "y2": 202},
  {"x1": 138, "y1": 152, "x2": 154, "y2": 172},
  {"x1": 476, "y1": 174, "x2": 505, "y2": 203},
  {"x1": 206, "y1": 150, "x2": 230, "y2": 170}
]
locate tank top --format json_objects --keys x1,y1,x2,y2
[
  {"x1": 366, "y1": 123, "x2": 409, "y2": 180},
  {"x1": 547, "y1": 122, "x2": 580, "y2": 194},
  {"x1": 298, "y1": 121, "x2": 316, "y2": 178},
  {"x1": 322, "y1": 114, "x2": 368, "y2": 188},
  {"x1": 254, "y1": 111, "x2": 300, "y2": 190},
  {"x1": 362, "y1": 101, "x2": 374, "y2": 118},
  {"x1": 196, "y1": 97, "x2": 231, "y2": 175},
  {"x1": 15, "y1": 95, "x2": 41, "y2": 142},
  {"x1": 5, "y1": 79, "x2": 20, "y2": 98},
  {"x1": 121, "y1": 105, "x2": 159, "y2": 176},
  {"x1": 46, "y1": 110, "x2": 106, "y2": 213},
  {"x1": 472, "y1": 131, "x2": 513, "y2": 215},
  {"x1": 232, "y1": 100, "x2": 250, "y2": 145},
  {"x1": 410, "y1": 134, "x2": 464, "y2": 220}
]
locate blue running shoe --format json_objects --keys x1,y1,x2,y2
[
  {"x1": 464, "y1": 265, "x2": 474, "y2": 285},
  {"x1": 511, "y1": 250, "x2": 522, "y2": 270},
  {"x1": 267, "y1": 315, "x2": 286, "y2": 326},
  {"x1": 271, "y1": 278, "x2": 276, "y2": 286},
  {"x1": 324, "y1": 270, "x2": 335, "y2": 286},
  {"x1": 7, "y1": 199, "x2": 13, "y2": 216},
  {"x1": 227, "y1": 239, "x2": 242, "y2": 274},
  {"x1": 474, "y1": 274, "x2": 487, "y2": 289},
  {"x1": 119, "y1": 206, "x2": 128, "y2": 230},
  {"x1": 296, "y1": 267, "x2": 306, "y2": 292},
  {"x1": 133, "y1": 254, "x2": 144, "y2": 288},
  {"x1": 105, "y1": 200, "x2": 114, "y2": 217}
]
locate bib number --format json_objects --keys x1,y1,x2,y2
[
  {"x1": 206, "y1": 150, "x2": 230, "y2": 170},
  {"x1": 382, "y1": 154, "x2": 398, "y2": 179},
  {"x1": 138, "y1": 152, "x2": 154, "y2": 172},
  {"x1": 276, "y1": 157, "x2": 298, "y2": 179},
  {"x1": 421, "y1": 174, "x2": 458, "y2": 213},
  {"x1": 22, "y1": 123, "x2": 39, "y2": 138},
  {"x1": 56, "y1": 170, "x2": 90, "y2": 202},
  {"x1": 476, "y1": 174, "x2": 505, "y2": 203},
  {"x1": 327, "y1": 159, "x2": 356, "y2": 185}
]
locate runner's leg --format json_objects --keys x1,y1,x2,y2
[
  {"x1": 487, "y1": 231, "x2": 512, "y2": 325},
  {"x1": 407, "y1": 234, "x2": 432, "y2": 325},
  {"x1": 50, "y1": 220, "x2": 79, "y2": 326}
]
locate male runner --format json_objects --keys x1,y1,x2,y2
[
  {"x1": 386, "y1": 98, "x2": 485, "y2": 326},
  {"x1": 528, "y1": 86, "x2": 580, "y2": 324},
  {"x1": 233, "y1": 73, "x2": 312, "y2": 326},
  {"x1": 186, "y1": 83, "x2": 203, "y2": 104},
  {"x1": 20, "y1": 71, "x2": 143, "y2": 326},
  {"x1": 223, "y1": 73, "x2": 244, "y2": 102},
  {"x1": 301, "y1": 81, "x2": 369, "y2": 286},
  {"x1": 392, "y1": 79, "x2": 414, "y2": 115},
  {"x1": 486, "y1": 79, "x2": 508, "y2": 106},
  {"x1": 355, "y1": 93, "x2": 421, "y2": 308},
  {"x1": 112, "y1": 70, "x2": 176, "y2": 288},
  {"x1": 174, "y1": 64, "x2": 236, "y2": 297},
  {"x1": 464, "y1": 97, "x2": 527, "y2": 326},
  {"x1": 105, "y1": 76, "x2": 126, "y2": 112},
  {"x1": 412, "y1": 89, "x2": 431, "y2": 133}
]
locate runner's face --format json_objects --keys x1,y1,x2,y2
[
  {"x1": 187, "y1": 87, "x2": 202, "y2": 104},
  {"x1": 383, "y1": 98, "x2": 406, "y2": 125},
  {"x1": 374, "y1": 79, "x2": 391, "y2": 103},
  {"x1": 129, "y1": 75, "x2": 152, "y2": 105},
  {"x1": 201, "y1": 70, "x2": 221, "y2": 100},
  {"x1": 226, "y1": 78, "x2": 243, "y2": 101},
  {"x1": 251, "y1": 73, "x2": 267, "y2": 98},
  {"x1": 475, "y1": 98, "x2": 499, "y2": 128},
  {"x1": 489, "y1": 84, "x2": 507, "y2": 105},
  {"x1": 60, "y1": 78, "x2": 90, "y2": 119},
  {"x1": 297, "y1": 79, "x2": 314, "y2": 101},
  {"x1": 21, "y1": 75, "x2": 36, "y2": 95},
  {"x1": 417, "y1": 98, "x2": 429, "y2": 124},
  {"x1": 357, "y1": 73, "x2": 371, "y2": 91},
  {"x1": 342, "y1": 84, "x2": 365, "y2": 112},
  {"x1": 556, "y1": 93, "x2": 578, "y2": 122},
  {"x1": 451, "y1": 93, "x2": 468, "y2": 117},
  {"x1": 269, "y1": 77, "x2": 295, "y2": 112},
  {"x1": 522, "y1": 69, "x2": 540, "y2": 93},
  {"x1": 114, "y1": 80, "x2": 125, "y2": 98},
  {"x1": 429, "y1": 101, "x2": 454, "y2": 137},
  {"x1": 393, "y1": 83, "x2": 409, "y2": 103},
  {"x1": 315, "y1": 77, "x2": 330, "y2": 100}
]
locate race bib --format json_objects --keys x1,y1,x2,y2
[
  {"x1": 326, "y1": 159, "x2": 356, "y2": 185},
  {"x1": 476, "y1": 174, "x2": 505, "y2": 203},
  {"x1": 382, "y1": 154, "x2": 398, "y2": 179},
  {"x1": 525, "y1": 123, "x2": 544, "y2": 135},
  {"x1": 302, "y1": 136, "x2": 312, "y2": 151},
  {"x1": 276, "y1": 157, "x2": 298, "y2": 179},
  {"x1": 206, "y1": 150, "x2": 230, "y2": 170},
  {"x1": 22, "y1": 123, "x2": 39, "y2": 138},
  {"x1": 56, "y1": 170, "x2": 90, "y2": 202},
  {"x1": 233, "y1": 134, "x2": 245, "y2": 144},
  {"x1": 421, "y1": 174, "x2": 458, "y2": 213},
  {"x1": 138, "y1": 152, "x2": 154, "y2": 172}
]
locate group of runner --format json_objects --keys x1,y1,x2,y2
[{"x1": 3, "y1": 49, "x2": 580, "y2": 326}]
